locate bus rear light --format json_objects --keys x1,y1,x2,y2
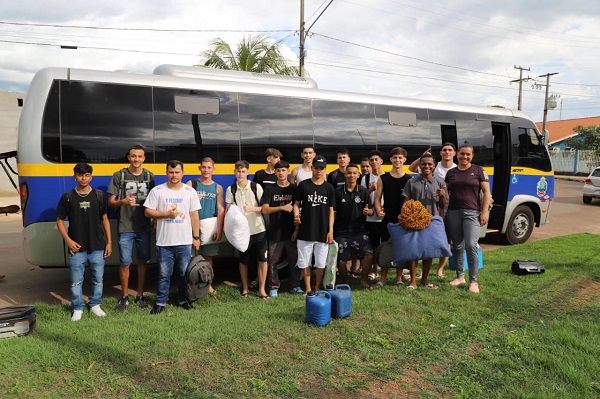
[{"x1": 20, "y1": 183, "x2": 28, "y2": 216}]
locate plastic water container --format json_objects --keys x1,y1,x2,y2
[
  {"x1": 305, "y1": 291, "x2": 331, "y2": 326},
  {"x1": 449, "y1": 245, "x2": 483, "y2": 270},
  {"x1": 328, "y1": 284, "x2": 352, "y2": 318}
]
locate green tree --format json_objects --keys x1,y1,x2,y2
[
  {"x1": 565, "y1": 125, "x2": 600, "y2": 155},
  {"x1": 201, "y1": 35, "x2": 299, "y2": 76}
]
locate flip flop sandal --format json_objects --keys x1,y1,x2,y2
[
  {"x1": 240, "y1": 291, "x2": 249, "y2": 297},
  {"x1": 405, "y1": 285, "x2": 416, "y2": 290},
  {"x1": 424, "y1": 284, "x2": 439, "y2": 290},
  {"x1": 374, "y1": 281, "x2": 385, "y2": 288}
]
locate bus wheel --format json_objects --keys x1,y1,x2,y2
[{"x1": 503, "y1": 205, "x2": 534, "y2": 245}]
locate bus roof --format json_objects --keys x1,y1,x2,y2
[{"x1": 31, "y1": 66, "x2": 533, "y2": 122}]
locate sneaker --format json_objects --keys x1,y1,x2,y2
[
  {"x1": 71, "y1": 310, "x2": 83, "y2": 322},
  {"x1": 290, "y1": 286, "x2": 304, "y2": 294},
  {"x1": 150, "y1": 304, "x2": 165, "y2": 315},
  {"x1": 179, "y1": 300, "x2": 193, "y2": 310},
  {"x1": 116, "y1": 296, "x2": 129, "y2": 312},
  {"x1": 90, "y1": 305, "x2": 106, "y2": 317},
  {"x1": 268, "y1": 289, "x2": 278, "y2": 298},
  {"x1": 135, "y1": 295, "x2": 148, "y2": 308}
]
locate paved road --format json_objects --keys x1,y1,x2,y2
[{"x1": 0, "y1": 178, "x2": 597, "y2": 307}]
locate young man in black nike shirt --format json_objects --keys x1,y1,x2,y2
[{"x1": 293, "y1": 155, "x2": 335, "y2": 295}]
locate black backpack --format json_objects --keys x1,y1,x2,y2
[
  {"x1": 185, "y1": 254, "x2": 214, "y2": 302},
  {"x1": 230, "y1": 181, "x2": 260, "y2": 205}
]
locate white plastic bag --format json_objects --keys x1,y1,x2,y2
[{"x1": 223, "y1": 204, "x2": 250, "y2": 252}]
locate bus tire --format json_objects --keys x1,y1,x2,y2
[{"x1": 503, "y1": 205, "x2": 534, "y2": 245}]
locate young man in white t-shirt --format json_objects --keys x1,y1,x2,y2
[
  {"x1": 144, "y1": 160, "x2": 201, "y2": 314},
  {"x1": 360, "y1": 150, "x2": 384, "y2": 280}
]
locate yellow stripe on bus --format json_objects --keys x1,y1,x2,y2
[{"x1": 16, "y1": 163, "x2": 554, "y2": 177}]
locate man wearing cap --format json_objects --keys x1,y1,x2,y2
[
  {"x1": 261, "y1": 160, "x2": 302, "y2": 297},
  {"x1": 293, "y1": 155, "x2": 336, "y2": 295}
]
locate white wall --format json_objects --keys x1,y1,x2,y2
[{"x1": 0, "y1": 91, "x2": 24, "y2": 196}]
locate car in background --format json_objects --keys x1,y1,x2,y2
[{"x1": 583, "y1": 167, "x2": 600, "y2": 204}]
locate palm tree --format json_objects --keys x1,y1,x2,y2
[{"x1": 201, "y1": 35, "x2": 299, "y2": 76}]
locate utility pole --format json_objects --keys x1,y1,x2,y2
[
  {"x1": 299, "y1": 0, "x2": 305, "y2": 77},
  {"x1": 537, "y1": 72, "x2": 559, "y2": 138},
  {"x1": 510, "y1": 65, "x2": 530, "y2": 111},
  {"x1": 299, "y1": 0, "x2": 334, "y2": 77}
]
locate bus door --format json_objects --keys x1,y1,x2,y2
[{"x1": 488, "y1": 122, "x2": 511, "y2": 231}]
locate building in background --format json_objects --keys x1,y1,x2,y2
[
  {"x1": 536, "y1": 116, "x2": 600, "y2": 152},
  {"x1": 0, "y1": 91, "x2": 25, "y2": 195}
]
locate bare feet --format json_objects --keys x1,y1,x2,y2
[
  {"x1": 449, "y1": 277, "x2": 466, "y2": 286},
  {"x1": 468, "y1": 282, "x2": 480, "y2": 293}
]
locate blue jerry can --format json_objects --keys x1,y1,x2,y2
[{"x1": 305, "y1": 291, "x2": 331, "y2": 326}]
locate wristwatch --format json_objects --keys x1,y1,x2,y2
[{"x1": 193, "y1": 236, "x2": 200, "y2": 240}]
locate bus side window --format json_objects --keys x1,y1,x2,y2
[{"x1": 512, "y1": 126, "x2": 552, "y2": 172}]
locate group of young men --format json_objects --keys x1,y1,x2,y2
[{"x1": 56, "y1": 142, "x2": 467, "y2": 321}]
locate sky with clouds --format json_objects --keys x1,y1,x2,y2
[{"x1": 1, "y1": 0, "x2": 600, "y2": 125}]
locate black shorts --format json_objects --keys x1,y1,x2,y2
[
  {"x1": 367, "y1": 222, "x2": 382, "y2": 249},
  {"x1": 239, "y1": 231, "x2": 268, "y2": 264},
  {"x1": 377, "y1": 221, "x2": 391, "y2": 242}
]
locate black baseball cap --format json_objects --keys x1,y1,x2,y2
[{"x1": 313, "y1": 155, "x2": 327, "y2": 168}]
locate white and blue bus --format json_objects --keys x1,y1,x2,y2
[{"x1": 17, "y1": 65, "x2": 554, "y2": 266}]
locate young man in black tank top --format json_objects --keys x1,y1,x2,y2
[{"x1": 374, "y1": 147, "x2": 411, "y2": 287}]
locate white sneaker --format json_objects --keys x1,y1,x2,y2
[
  {"x1": 90, "y1": 305, "x2": 106, "y2": 317},
  {"x1": 71, "y1": 310, "x2": 83, "y2": 322}
]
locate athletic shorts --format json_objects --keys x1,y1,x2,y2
[
  {"x1": 366, "y1": 222, "x2": 382, "y2": 249},
  {"x1": 336, "y1": 233, "x2": 373, "y2": 262},
  {"x1": 296, "y1": 240, "x2": 328, "y2": 269},
  {"x1": 239, "y1": 231, "x2": 268, "y2": 264},
  {"x1": 201, "y1": 243, "x2": 219, "y2": 257}
]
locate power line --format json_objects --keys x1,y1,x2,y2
[
  {"x1": 0, "y1": 21, "x2": 294, "y2": 33},
  {"x1": 312, "y1": 32, "x2": 511, "y2": 78}
]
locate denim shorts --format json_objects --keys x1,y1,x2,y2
[{"x1": 118, "y1": 231, "x2": 151, "y2": 265}]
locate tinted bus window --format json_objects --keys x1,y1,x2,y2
[
  {"x1": 512, "y1": 126, "x2": 552, "y2": 172},
  {"x1": 375, "y1": 105, "x2": 430, "y2": 161},
  {"x1": 58, "y1": 81, "x2": 153, "y2": 163},
  {"x1": 313, "y1": 100, "x2": 376, "y2": 161},
  {"x1": 454, "y1": 113, "x2": 494, "y2": 166},
  {"x1": 239, "y1": 94, "x2": 313, "y2": 164},
  {"x1": 154, "y1": 88, "x2": 240, "y2": 163},
  {"x1": 42, "y1": 81, "x2": 60, "y2": 162}
]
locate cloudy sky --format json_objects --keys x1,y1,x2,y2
[{"x1": 1, "y1": 0, "x2": 600, "y2": 124}]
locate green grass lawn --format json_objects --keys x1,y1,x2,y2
[{"x1": 1, "y1": 233, "x2": 600, "y2": 398}]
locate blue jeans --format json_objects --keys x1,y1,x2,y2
[
  {"x1": 156, "y1": 245, "x2": 191, "y2": 306},
  {"x1": 69, "y1": 250, "x2": 105, "y2": 311},
  {"x1": 446, "y1": 209, "x2": 481, "y2": 282}
]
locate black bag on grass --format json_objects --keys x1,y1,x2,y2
[
  {"x1": 0, "y1": 306, "x2": 36, "y2": 339},
  {"x1": 185, "y1": 253, "x2": 214, "y2": 302},
  {"x1": 511, "y1": 260, "x2": 545, "y2": 275}
]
